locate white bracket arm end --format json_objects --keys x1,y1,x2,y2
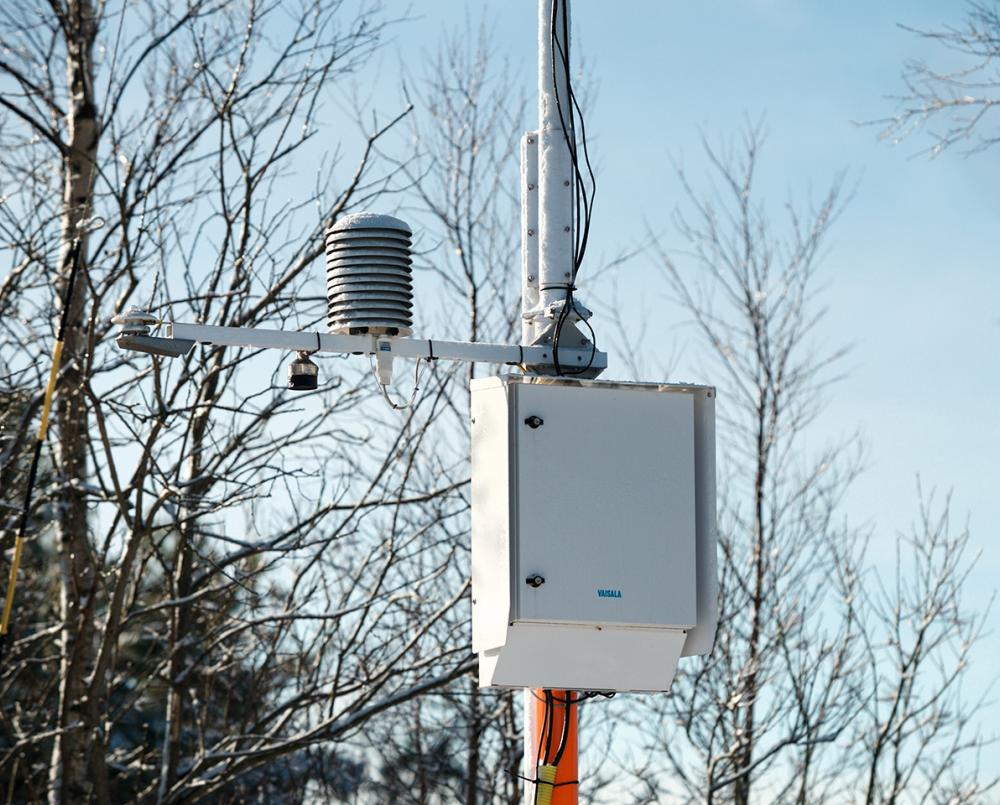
[{"x1": 112, "y1": 313, "x2": 607, "y2": 383}]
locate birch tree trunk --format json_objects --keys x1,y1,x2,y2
[
  {"x1": 49, "y1": 1, "x2": 100, "y2": 802},
  {"x1": 0, "y1": 1, "x2": 464, "y2": 799}
]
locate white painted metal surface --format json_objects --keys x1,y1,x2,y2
[
  {"x1": 684, "y1": 388, "x2": 719, "y2": 656},
  {"x1": 157, "y1": 321, "x2": 607, "y2": 375},
  {"x1": 520, "y1": 132, "x2": 540, "y2": 345},
  {"x1": 471, "y1": 375, "x2": 718, "y2": 692},
  {"x1": 482, "y1": 622, "x2": 688, "y2": 692},
  {"x1": 514, "y1": 381, "x2": 696, "y2": 627},
  {"x1": 535, "y1": 0, "x2": 574, "y2": 321}
]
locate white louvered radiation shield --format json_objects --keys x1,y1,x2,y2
[{"x1": 324, "y1": 212, "x2": 414, "y2": 336}]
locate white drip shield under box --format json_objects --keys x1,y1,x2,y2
[{"x1": 470, "y1": 375, "x2": 717, "y2": 692}]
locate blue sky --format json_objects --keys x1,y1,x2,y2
[
  {"x1": 366, "y1": 0, "x2": 999, "y2": 554},
  {"x1": 337, "y1": 0, "x2": 999, "y2": 761}
]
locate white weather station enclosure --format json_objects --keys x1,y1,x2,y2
[
  {"x1": 107, "y1": 0, "x2": 718, "y2": 798},
  {"x1": 111, "y1": 2, "x2": 718, "y2": 700},
  {"x1": 471, "y1": 376, "x2": 716, "y2": 691}
]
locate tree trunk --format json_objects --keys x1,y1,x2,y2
[
  {"x1": 465, "y1": 680, "x2": 480, "y2": 805},
  {"x1": 158, "y1": 364, "x2": 221, "y2": 801},
  {"x1": 158, "y1": 537, "x2": 194, "y2": 802},
  {"x1": 733, "y1": 393, "x2": 769, "y2": 805},
  {"x1": 48, "y1": 2, "x2": 101, "y2": 803}
]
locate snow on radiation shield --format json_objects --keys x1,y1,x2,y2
[{"x1": 324, "y1": 212, "x2": 414, "y2": 337}]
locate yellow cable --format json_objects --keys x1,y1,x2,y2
[
  {"x1": 1, "y1": 338, "x2": 64, "y2": 637},
  {"x1": 38, "y1": 340, "x2": 63, "y2": 441},
  {"x1": 535, "y1": 764, "x2": 557, "y2": 805},
  {"x1": 0, "y1": 538, "x2": 24, "y2": 635}
]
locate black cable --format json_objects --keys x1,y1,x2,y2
[
  {"x1": 548, "y1": 0, "x2": 598, "y2": 377},
  {"x1": 557, "y1": 0, "x2": 587, "y2": 274},
  {"x1": 533, "y1": 690, "x2": 554, "y2": 805},
  {"x1": 549, "y1": 0, "x2": 575, "y2": 281},
  {"x1": 549, "y1": 0, "x2": 574, "y2": 377},
  {"x1": 530, "y1": 689, "x2": 614, "y2": 704},
  {"x1": 550, "y1": 0, "x2": 596, "y2": 276},
  {"x1": 527, "y1": 689, "x2": 615, "y2": 801},
  {"x1": 508, "y1": 770, "x2": 580, "y2": 788},
  {"x1": 567, "y1": 79, "x2": 596, "y2": 275},
  {"x1": 551, "y1": 291, "x2": 572, "y2": 377},
  {"x1": 535, "y1": 691, "x2": 550, "y2": 767},
  {"x1": 552, "y1": 691, "x2": 573, "y2": 766},
  {"x1": 543, "y1": 689, "x2": 555, "y2": 764},
  {"x1": 550, "y1": 0, "x2": 580, "y2": 273},
  {"x1": 0, "y1": 235, "x2": 85, "y2": 660}
]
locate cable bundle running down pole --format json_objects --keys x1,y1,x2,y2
[
  {"x1": 543, "y1": 0, "x2": 598, "y2": 376},
  {"x1": 0, "y1": 235, "x2": 86, "y2": 660},
  {"x1": 532, "y1": 689, "x2": 579, "y2": 805}
]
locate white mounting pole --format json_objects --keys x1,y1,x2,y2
[
  {"x1": 537, "y1": 0, "x2": 575, "y2": 310},
  {"x1": 522, "y1": 0, "x2": 577, "y2": 348}
]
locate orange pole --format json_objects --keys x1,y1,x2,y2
[{"x1": 528, "y1": 689, "x2": 577, "y2": 804}]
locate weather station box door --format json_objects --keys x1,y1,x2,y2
[{"x1": 471, "y1": 375, "x2": 717, "y2": 692}]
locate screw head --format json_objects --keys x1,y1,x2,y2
[
  {"x1": 564, "y1": 180, "x2": 571, "y2": 186},
  {"x1": 528, "y1": 183, "x2": 535, "y2": 190},
  {"x1": 527, "y1": 228, "x2": 534, "y2": 236},
  {"x1": 564, "y1": 225, "x2": 571, "y2": 232},
  {"x1": 525, "y1": 574, "x2": 545, "y2": 588}
]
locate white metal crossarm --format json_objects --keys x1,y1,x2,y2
[{"x1": 114, "y1": 317, "x2": 607, "y2": 377}]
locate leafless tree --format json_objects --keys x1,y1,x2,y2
[
  {"x1": 586, "y1": 123, "x2": 995, "y2": 804},
  {"x1": 357, "y1": 18, "x2": 528, "y2": 805},
  {"x1": 0, "y1": 1, "x2": 492, "y2": 802},
  {"x1": 637, "y1": 121, "x2": 864, "y2": 804},
  {"x1": 850, "y1": 486, "x2": 997, "y2": 804},
  {"x1": 4, "y1": 2, "x2": 991, "y2": 802},
  {"x1": 876, "y1": 1, "x2": 1000, "y2": 156}
]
